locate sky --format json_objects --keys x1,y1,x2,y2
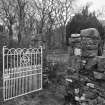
[
  {"x1": 75, "y1": 0, "x2": 105, "y2": 19},
  {"x1": 77, "y1": 0, "x2": 105, "y2": 11}
]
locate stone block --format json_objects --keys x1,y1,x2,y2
[
  {"x1": 82, "y1": 44, "x2": 98, "y2": 50},
  {"x1": 71, "y1": 34, "x2": 80, "y2": 38},
  {"x1": 69, "y1": 37, "x2": 81, "y2": 44},
  {"x1": 74, "y1": 48, "x2": 82, "y2": 56},
  {"x1": 97, "y1": 56, "x2": 105, "y2": 72},
  {"x1": 82, "y1": 49, "x2": 98, "y2": 57},
  {"x1": 97, "y1": 96, "x2": 105, "y2": 104},
  {"x1": 81, "y1": 37, "x2": 99, "y2": 50},
  {"x1": 69, "y1": 56, "x2": 81, "y2": 71},
  {"x1": 81, "y1": 37, "x2": 99, "y2": 45},
  {"x1": 71, "y1": 43, "x2": 82, "y2": 49},
  {"x1": 85, "y1": 57, "x2": 97, "y2": 70},
  {"x1": 93, "y1": 71, "x2": 105, "y2": 80},
  {"x1": 84, "y1": 90, "x2": 97, "y2": 99},
  {"x1": 70, "y1": 38, "x2": 82, "y2": 48},
  {"x1": 80, "y1": 28, "x2": 100, "y2": 38}
]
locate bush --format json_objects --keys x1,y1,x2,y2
[{"x1": 66, "y1": 6, "x2": 105, "y2": 45}]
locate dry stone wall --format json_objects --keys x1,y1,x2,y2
[{"x1": 67, "y1": 28, "x2": 105, "y2": 104}]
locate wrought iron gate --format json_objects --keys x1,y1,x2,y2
[{"x1": 3, "y1": 46, "x2": 43, "y2": 101}]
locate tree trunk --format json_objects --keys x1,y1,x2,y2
[
  {"x1": 66, "y1": 26, "x2": 69, "y2": 46},
  {"x1": 18, "y1": 30, "x2": 21, "y2": 44},
  {"x1": 8, "y1": 25, "x2": 13, "y2": 47}
]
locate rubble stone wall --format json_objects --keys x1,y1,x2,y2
[{"x1": 68, "y1": 28, "x2": 105, "y2": 104}]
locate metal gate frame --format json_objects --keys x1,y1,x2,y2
[{"x1": 3, "y1": 46, "x2": 43, "y2": 101}]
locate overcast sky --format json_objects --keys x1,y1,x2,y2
[
  {"x1": 77, "y1": 0, "x2": 105, "y2": 11},
  {"x1": 75, "y1": 0, "x2": 105, "y2": 19}
]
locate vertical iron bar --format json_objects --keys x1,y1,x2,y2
[
  {"x1": 30, "y1": 51, "x2": 32, "y2": 92},
  {"x1": 36, "y1": 50, "x2": 37, "y2": 89},
  {"x1": 16, "y1": 50, "x2": 19, "y2": 96},
  {"x1": 13, "y1": 52, "x2": 16, "y2": 97},
  {"x1": 3, "y1": 46, "x2": 5, "y2": 100},
  {"x1": 41, "y1": 46, "x2": 43, "y2": 89},
  {"x1": 25, "y1": 52, "x2": 27, "y2": 93},
  {"x1": 19, "y1": 51, "x2": 21, "y2": 95},
  {"x1": 10, "y1": 54, "x2": 12, "y2": 99}
]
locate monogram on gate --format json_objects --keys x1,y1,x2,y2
[{"x1": 20, "y1": 54, "x2": 30, "y2": 65}]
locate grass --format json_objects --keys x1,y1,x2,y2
[
  {"x1": 0, "y1": 89, "x2": 64, "y2": 105},
  {"x1": 0, "y1": 48, "x2": 68, "y2": 105}
]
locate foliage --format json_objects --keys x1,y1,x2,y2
[
  {"x1": 66, "y1": 5, "x2": 105, "y2": 45},
  {"x1": 0, "y1": 32, "x2": 8, "y2": 72},
  {"x1": 43, "y1": 61, "x2": 67, "y2": 92},
  {"x1": 0, "y1": 25, "x2": 3, "y2": 32},
  {"x1": 0, "y1": 0, "x2": 75, "y2": 48}
]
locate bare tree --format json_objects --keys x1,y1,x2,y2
[
  {"x1": 31, "y1": 0, "x2": 55, "y2": 34},
  {"x1": 0, "y1": 0, "x2": 29, "y2": 45},
  {"x1": 53, "y1": 0, "x2": 75, "y2": 45},
  {"x1": 0, "y1": 0, "x2": 16, "y2": 45},
  {"x1": 29, "y1": 0, "x2": 76, "y2": 49},
  {"x1": 15, "y1": 0, "x2": 28, "y2": 44}
]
